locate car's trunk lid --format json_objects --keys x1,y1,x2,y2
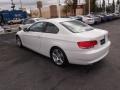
[{"x1": 74, "y1": 28, "x2": 108, "y2": 48}]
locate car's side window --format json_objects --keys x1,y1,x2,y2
[
  {"x1": 28, "y1": 22, "x2": 46, "y2": 32},
  {"x1": 22, "y1": 19, "x2": 28, "y2": 24},
  {"x1": 25, "y1": 20, "x2": 35, "y2": 24},
  {"x1": 45, "y1": 22, "x2": 59, "y2": 34}
]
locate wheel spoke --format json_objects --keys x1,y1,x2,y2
[{"x1": 52, "y1": 49, "x2": 65, "y2": 65}]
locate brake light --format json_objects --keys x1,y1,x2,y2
[{"x1": 77, "y1": 41, "x2": 97, "y2": 49}]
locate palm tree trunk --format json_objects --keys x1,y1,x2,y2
[{"x1": 73, "y1": 0, "x2": 77, "y2": 15}]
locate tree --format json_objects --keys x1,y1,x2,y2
[
  {"x1": 116, "y1": 0, "x2": 120, "y2": 12},
  {"x1": 63, "y1": 1, "x2": 72, "y2": 16},
  {"x1": 102, "y1": 0, "x2": 105, "y2": 12},
  {"x1": 107, "y1": 0, "x2": 111, "y2": 13},
  {"x1": 108, "y1": 0, "x2": 110, "y2": 6},
  {"x1": 112, "y1": 0, "x2": 115, "y2": 13},
  {"x1": 91, "y1": 0, "x2": 97, "y2": 12},
  {"x1": 72, "y1": 0, "x2": 78, "y2": 15},
  {"x1": 85, "y1": 0, "x2": 99, "y2": 14},
  {"x1": 64, "y1": 0, "x2": 77, "y2": 16},
  {"x1": 117, "y1": 0, "x2": 120, "y2": 5},
  {"x1": 64, "y1": 0, "x2": 73, "y2": 15}
]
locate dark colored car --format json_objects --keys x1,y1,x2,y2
[
  {"x1": 104, "y1": 14, "x2": 113, "y2": 21},
  {"x1": 96, "y1": 14, "x2": 108, "y2": 22}
]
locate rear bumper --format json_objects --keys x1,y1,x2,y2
[
  {"x1": 0, "y1": 30, "x2": 4, "y2": 34},
  {"x1": 65, "y1": 41, "x2": 111, "y2": 65},
  {"x1": 86, "y1": 20, "x2": 95, "y2": 25},
  {"x1": 95, "y1": 19, "x2": 101, "y2": 23}
]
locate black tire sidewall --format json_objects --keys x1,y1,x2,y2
[{"x1": 16, "y1": 36, "x2": 22, "y2": 47}]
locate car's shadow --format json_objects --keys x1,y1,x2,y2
[
  {"x1": 66, "y1": 60, "x2": 106, "y2": 73},
  {"x1": 13, "y1": 46, "x2": 108, "y2": 75}
]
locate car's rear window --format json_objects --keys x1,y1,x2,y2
[{"x1": 61, "y1": 20, "x2": 93, "y2": 33}]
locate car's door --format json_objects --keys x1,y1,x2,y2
[
  {"x1": 22, "y1": 22, "x2": 46, "y2": 53},
  {"x1": 40, "y1": 22, "x2": 59, "y2": 56}
]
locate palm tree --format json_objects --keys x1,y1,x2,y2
[
  {"x1": 85, "y1": 0, "x2": 97, "y2": 14},
  {"x1": 92, "y1": 0, "x2": 97, "y2": 12},
  {"x1": 112, "y1": 0, "x2": 115, "y2": 13},
  {"x1": 108, "y1": 0, "x2": 110, "y2": 6},
  {"x1": 117, "y1": 0, "x2": 120, "y2": 5},
  {"x1": 64, "y1": 0, "x2": 77, "y2": 15},
  {"x1": 63, "y1": 0, "x2": 73, "y2": 16},
  {"x1": 102, "y1": 0, "x2": 105, "y2": 13},
  {"x1": 72, "y1": 0, "x2": 78, "y2": 15},
  {"x1": 116, "y1": 0, "x2": 120, "y2": 12},
  {"x1": 64, "y1": 0, "x2": 73, "y2": 15}
]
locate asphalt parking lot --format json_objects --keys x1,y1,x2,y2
[{"x1": 0, "y1": 20, "x2": 120, "y2": 90}]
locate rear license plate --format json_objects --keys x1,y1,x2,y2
[{"x1": 100, "y1": 38, "x2": 105, "y2": 45}]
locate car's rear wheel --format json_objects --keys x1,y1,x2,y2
[
  {"x1": 50, "y1": 47, "x2": 68, "y2": 66},
  {"x1": 19, "y1": 27, "x2": 22, "y2": 31},
  {"x1": 16, "y1": 36, "x2": 22, "y2": 47}
]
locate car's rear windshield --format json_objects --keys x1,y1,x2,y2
[{"x1": 61, "y1": 20, "x2": 93, "y2": 33}]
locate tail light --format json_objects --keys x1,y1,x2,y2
[{"x1": 77, "y1": 40, "x2": 97, "y2": 49}]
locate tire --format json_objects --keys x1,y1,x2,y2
[
  {"x1": 50, "y1": 47, "x2": 68, "y2": 67},
  {"x1": 19, "y1": 27, "x2": 22, "y2": 31},
  {"x1": 16, "y1": 36, "x2": 22, "y2": 48}
]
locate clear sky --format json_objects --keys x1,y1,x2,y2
[{"x1": 0, "y1": 0, "x2": 117, "y2": 10}]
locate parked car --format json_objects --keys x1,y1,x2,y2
[
  {"x1": 16, "y1": 18, "x2": 111, "y2": 66},
  {"x1": 0, "y1": 26, "x2": 4, "y2": 34},
  {"x1": 86, "y1": 14, "x2": 102, "y2": 24},
  {"x1": 112, "y1": 13, "x2": 120, "y2": 19},
  {"x1": 2, "y1": 25, "x2": 11, "y2": 32},
  {"x1": 8, "y1": 18, "x2": 22, "y2": 25},
  {"x1": 19, "y1": 18, "x2": 45, "y2": 31},
  {"x1": 104, "y1": 13, "x2": 113, "y2": 21},
  {"x1": 96, "y1": 14, "x2": 108, "y2": 22},
  {"x1": 69, "y1": 16, "x2": 82, "y2": 21},
  {"x1": 76, "y1": 15, "x2": 95, "y2": 25}
]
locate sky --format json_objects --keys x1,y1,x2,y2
[
  {"x1": 0, "y1": 0, "x2": 118, "y2": 10},
  {"x1": 0, "y1": 0, "x2": 66, "y2": 10}
]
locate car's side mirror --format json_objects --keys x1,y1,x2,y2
[{"x1": 23, "y1": 28, "x2": 29, "y2": 32}]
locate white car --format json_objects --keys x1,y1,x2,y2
[
  {"x1": 76, "y1": 15, "x2": 95, "y2": 25},
  {"x1": 0, "y1": 26, "x2": 5, "y2": 34},
  {"x1": 19, "y1": 18, "x2": 45, "y2": 30},
  {"x1": 16, "y1": 18, "x2": 111, "y2": 66},
  {"x1": 86, "y1": 14, "x2": 102, "y2": 24},
  {"x1": 8, "y1": 18, "x2": 22, "y2": 24}
]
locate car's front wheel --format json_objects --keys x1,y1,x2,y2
[
  {"x1": 50, "y1": 47, "x2": 68, "y2": 66},
  {"x1": 16, "y1": 36, "x2": 22, "y2": 47}
]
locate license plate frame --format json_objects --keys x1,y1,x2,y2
[{"x1": 100, "y1": 37, "x2": 106, "y2": 45}]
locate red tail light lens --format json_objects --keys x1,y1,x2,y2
[{"x1": 77, "y1": 41, "x2": 97, "y2": 49}]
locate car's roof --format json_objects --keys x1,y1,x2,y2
[
  {"x1": 32, "y1": 18, "x2": 45, "y2": 20},
  {"x1": 42, "y1": 18, "x2": 73, "y2": 23}
]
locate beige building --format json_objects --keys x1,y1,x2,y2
[{"x1": 30, "y1": 4, "x2": 86, "y2": 18}]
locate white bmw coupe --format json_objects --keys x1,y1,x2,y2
[{"x1": 16, "y1": 18, "x2": 111, "y2": 66}]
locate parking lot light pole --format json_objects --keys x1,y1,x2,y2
[
  {"x1": 20, "y1": 0, "x2": 23, "y2": 9},
  {"x1": 105, "y1": 1, "x2": 107, "y2": 14},
  {"x1": 88, "y1": 0, "x2": 91, "y2": 15},
  {"x1": 115, "y1": 2, "x2": 117, "y2": 13},
  {"x1": 57, "y1": 0, "x2": 61, "y2": 18}
]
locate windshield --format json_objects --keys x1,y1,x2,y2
[{"x1": 61, "y1": 20, "x2": 93, "y2": 33}]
